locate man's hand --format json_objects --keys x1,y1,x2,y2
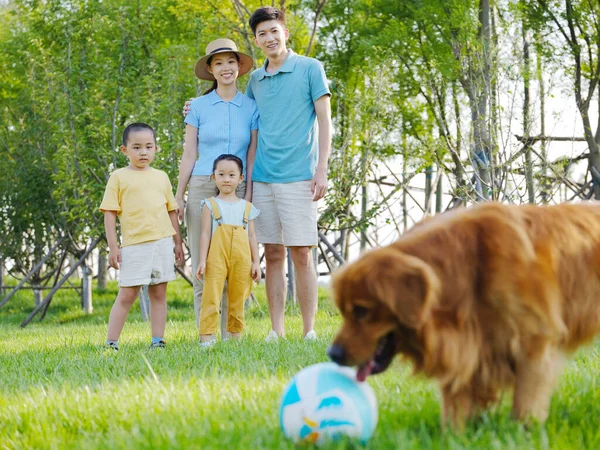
[
  {"x1": 108, "y1": 247, "x2": 121, "y2": 270},
  {"x1": 182, "y1": 98, "x2": 193, "y2": 118},
  {"x1": 311, "y1": 168, "x2": 328, "y2": 201}
]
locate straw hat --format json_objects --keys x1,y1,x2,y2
[{"x1": 194, "y1": 38, "x2": 254, "y2": 81}]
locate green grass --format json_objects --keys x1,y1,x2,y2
[{"x1": 1, "y1": 278, "x2": 600, "y2": 449}]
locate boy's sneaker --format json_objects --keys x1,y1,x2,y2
[
  {"x1": 304, "y1": 330, "x2": 318, "y2": 341},
  {"x1": 105, "y1": 341, "x2": 119, "y2": 352},
  {"x1": 150, "y1": 339, "x2": 166, "y2": 349},
  {"x1": 264, "y1": 330, "x2": 279, "y2": 342}
]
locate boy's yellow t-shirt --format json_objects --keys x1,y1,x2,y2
[{"x1": 100, "y1": 167, "x2": 178, "y2": 247}]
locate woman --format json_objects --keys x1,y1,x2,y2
[{"x1": 175, "y1": 38, "x2": 258, "y2": 338}]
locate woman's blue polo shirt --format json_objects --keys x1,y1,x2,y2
[{"x1": 184, "y1": 90, "x2": 259, "y2": 176}]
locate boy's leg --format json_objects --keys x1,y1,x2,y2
[
  {"x1": 148, "y1": 282, "x2": 168, "y2": 339},
  {"x1": 107, "y1": 286, "x2": 141, "y2": 341},
  {"x1": 290, "y1": 246, "x2": 317, "y2": 336},
  {"x1": 264, "y1": 244, "x2": 287, "y2": 336}
]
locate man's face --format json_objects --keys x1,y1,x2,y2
[{"x1": 254, "y1": 20, "x2": 289, "y2": 60}]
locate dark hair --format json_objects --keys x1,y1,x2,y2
[
  {"x1": 212, "y1": 154, "x2": 243, "y2": 174},
  {"x1": 122, "y1": 123, "x2": 156, "y2": 146},
  {"x1": 203, "y1": 53, "x2": 241, "y2": 95},
  {"x1": 249, "y1": 7, "x2": 286, "y2": 35}
]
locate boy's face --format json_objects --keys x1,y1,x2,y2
[
  {"x1": 121, "y1": 129, "x2": 156, "y2": 170},
  {"x1": 254, "y1": 20, "x2": 289, "y2": 60}
]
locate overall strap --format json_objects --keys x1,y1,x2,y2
[
  {"x1": 242, "y1": 201, "x2": 252, "y2": 229},
  {"x1": 208, "y1": 197, "x2": 223, "y2": 225}
]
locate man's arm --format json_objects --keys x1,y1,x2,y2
[{"x1": 312, "y1": 94, "x2": 332, "y2": 201}]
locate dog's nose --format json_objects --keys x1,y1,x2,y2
[{"x1": 327, "y1": 344, "x2": 347, "y2": 365}]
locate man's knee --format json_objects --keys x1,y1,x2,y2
[
  {"x1": 290, "y1": 246, "x2": 313, "y2": 269},
  {"x1": 265, "y1": 244, "x2": 286, "y2": 265}
]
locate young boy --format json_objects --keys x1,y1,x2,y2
[{"x1": 100, "y1": 122, "x2": 184, "y2": 351}]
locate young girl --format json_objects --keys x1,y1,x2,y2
[
  {"x1": 176, "y1": 38, "x2": 258, "y2": 339},
  {"x1": 196, "y1": 154, "x2": 260, "y2": 346}
]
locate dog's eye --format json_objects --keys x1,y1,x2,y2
[{"x1": 352, "y1": 305, "x2": 369, "y2": 320}]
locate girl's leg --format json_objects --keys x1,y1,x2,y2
[
  {"x1": 200, "y1": 333, "x2": 217, "y2": 342},
  {"x1": 226, "y1": 275, "x2": 252, "y2": 338},
  {"x1": 107, "y1": 286, "x2": 141, "y2": 341},
  {"x1": 148, "y1": 282, "x2": 168, "y2": 339},
  {"x1": 200, "y1": 273, "x2": 227, "y2": 341}
]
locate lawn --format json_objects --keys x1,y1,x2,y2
[{"x1": 1, "y1": 277, "x2": 600, "y2": 449}]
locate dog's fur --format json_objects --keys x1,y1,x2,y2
[{"x1": 329, "y1": 202, "x2": 600, "y2": 428}]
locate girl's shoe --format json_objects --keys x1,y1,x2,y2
[{"x1": 199, "y1": 339, "x2": 216, "y2": 348}]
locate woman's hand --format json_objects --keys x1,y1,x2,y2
[
  {"x1": 251, "y1": 261, "x2": 261, "y2": 282},
  {"x1": 196, "y1": 261, "x2": 206, "y2": 280},
  {"x1": 176, "y1": 197, "x2": 185, "y2": 222}
]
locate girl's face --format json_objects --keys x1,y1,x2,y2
[
  {"x1": 207, "y1": 52, "x2": 240, "y2": 87},
  {"x1": 213, "y1": 159, "x2": 243, "y2": 194}
]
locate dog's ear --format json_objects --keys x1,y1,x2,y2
[{"x1": 368, "y1": 249, "x2": 440, "y2": 329}]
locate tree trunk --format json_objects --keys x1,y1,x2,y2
[
  {"x1": 97, "y1": 250, "x2": 107, "y2": 290},
  {"x1": 523, "y1": 21, "x2": 535, "y2": 203}
]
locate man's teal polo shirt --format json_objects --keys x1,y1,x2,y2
[{"x1": 246, "y1": 50, "x2": 330, "y2": 183}]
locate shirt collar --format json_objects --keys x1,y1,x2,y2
[
  {"x1": 209, "y1": 90, "x2": 243, "y2": 107},
  {"x1": 257, "y1": 50, "x2": 298, "y2": 81}
]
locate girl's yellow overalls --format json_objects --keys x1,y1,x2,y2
[{"x1": 199, "y1": 198, "x2": 253, "y2": 335}]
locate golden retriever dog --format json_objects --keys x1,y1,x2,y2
[{"x1": 328, "y1": 201, "x2": 600, "y2": 428}]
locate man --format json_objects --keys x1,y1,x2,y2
[{"x1": 246, "y1": 6, "x2": 331, "y2": 341}]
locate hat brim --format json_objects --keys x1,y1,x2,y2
[{"x1": 194, "y1": 50, "x2": 254, "y2": 81}]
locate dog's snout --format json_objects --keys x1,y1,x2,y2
[{"x1": 327, "y1": 344, "x2": 347, "y2": 365}]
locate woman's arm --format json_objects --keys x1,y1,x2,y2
[
  {"x1": 196, "y1": 204, "x2": 213, "y2": 280},
  {"x1": 244, "y1": 129, "x2": 258, "y2": 202},
  {"x1": 176, "y1": 124, "x2": 199, "y2": 221},
  {"x1": 169, "y1": 210, "x2": 184, "y2": 267}
]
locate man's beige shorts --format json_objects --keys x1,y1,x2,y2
[
  {"x1": 252, "y1": 181, "x2": 318, "y2": 247},
  {"x1": 119, "y1": 237, "x2": 176, "y2": 287}
]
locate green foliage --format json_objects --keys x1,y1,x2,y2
[{"x1": 0, "y1": 0, "x2": 311, "y2": 274}]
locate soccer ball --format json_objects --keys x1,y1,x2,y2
[{"x1": 279, "y1": 362, "x2": 378, "y2": 445}]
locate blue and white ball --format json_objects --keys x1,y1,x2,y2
[{"x1": 279, "y1": 362, "x2": 378, "y2": 445}]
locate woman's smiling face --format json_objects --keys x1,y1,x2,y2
[{"x1": 208, "y1": 52, "x2": 240, "y2": 86}]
